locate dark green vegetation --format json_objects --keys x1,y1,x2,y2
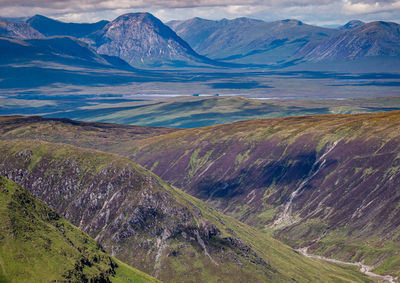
[
  {"x1": 0, "y1": 138, "x2": 372, "y2": 282},
  {"x1": 1, "y1": 111, "x2": 399, "y2": 279},
  {"x1": 0, "y1": 175, "x2": 159, "y2": 283}
]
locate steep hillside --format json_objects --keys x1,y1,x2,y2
[
  {"x1": 0, "y1": 139, "x2": 371, "y2": 282},
  {"x1": 0, "y1": 19, "x2": 43, "y2": 39},
  {"x1": 167, "y1": 17, "x2": 338, "y2": 65},
  {"x1": 1, "y1": 112, "x2": 399, "y2": 277},
  {"x1": 0, "y1": 175, "x2": 158, "y2": 283},
  {"x1": 26, "y1": 15, "x2": 108, "y2": 38},
  {"x1": 299, "y1": 21, "x2": 400, "y2": 61},
  {"x1": 87, "y1": 13, "x2": 220, "y2": 68}
]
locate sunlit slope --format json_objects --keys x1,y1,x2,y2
[
  {"x1": 0, "y1": 175, "x2": 159, "y2": 283},
  {"x1": 0, "y1": 140, "x2": 370, "y2": 282}
]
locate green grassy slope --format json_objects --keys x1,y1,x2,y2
[
  {"x1": 0, "y1": 175, "x2": 159, "y2": 283},
  {"x1": 0, "y1": 140, "x2": 371, "y2": 282}
]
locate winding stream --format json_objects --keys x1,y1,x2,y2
[
  {"x1": 297, "y1": 247, "x2": 397, "y2": 283},
  {"x1": 274, "y1": 140, "x2": 339, "y2": 226}
]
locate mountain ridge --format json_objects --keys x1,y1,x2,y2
[{"x1": 26, "y1": 14, "x2": 109, "y2": 38}]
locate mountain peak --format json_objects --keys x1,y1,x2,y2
[
  {"x1": 91, "y1": 12, "x2": 213, "y2": 67},
  {"x1": 281, "y1": 19, "x2": 303, "y2": 25},
  {"x1": 339, "y1": 19, "x2": 365, "y2": 30}
]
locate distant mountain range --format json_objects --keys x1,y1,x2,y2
[
  {"x1": 0, "y1": 13, "x2": 399, "y2": 69},
  {"x1": 167, "y1": 17, "x2": 338, "y2": 65}
]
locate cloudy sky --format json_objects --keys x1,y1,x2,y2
[{"x1": 1, "y1": 0, "x2": 399, "y2": 26}]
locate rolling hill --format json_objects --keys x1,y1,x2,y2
[
  {"x1": 0, "y1": 175, "x2": 159, "y2": 282},
  {"x1": 1, "y1": 112, "x2": 399, "y2": 278},
  {"x1": 41, "y1": 96, "x2": 400, "y2": 128},
  {"x1": 0, "y1": 137, "x2": 372, "y2": 282}
]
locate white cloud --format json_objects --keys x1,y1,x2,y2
[
  {"x1": 342, "y1": 0, "x2": 400, "y2": 15},
  {"x1": 0, "y1": 0, "x2": 399, "y2": 25}
]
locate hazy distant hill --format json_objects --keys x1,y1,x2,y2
[
  {"x1": 167, "y1": 17, "x2": 338, "y2": 65},
  {"x1": 0, "y1": 19, "x2": 43, "y2": 39},
  {"x1": 26, "y1": 14, "x2": 109, "y2": 38}
]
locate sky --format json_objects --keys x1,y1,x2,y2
[{"x1": 0, "y1": 0, "x2": 399, "y2": 26}]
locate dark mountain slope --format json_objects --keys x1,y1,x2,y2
[
  {"x1": 167, "y1": 17, "x2": 338, "y2": 65},
  {"x1": 0, "y1": 36, "x2": 130, "y2": 69},
  {"x1": 0, "y1": 175, "x2": 159, "y2": 282},
  {"x1": 88, "y1": 13, "x2": 221, "y2": 67},
  {"x1": 0, "y1": 36, "x2": 142, "y2": 89},
  {"x1": 0, "y1": 139, "x2": 371, "y2": 282},
  {"x1": 1, "y1": 112, "x2": 398, "y2": 277},
  {"x1": 26, "y1": 14, "x2": 109, "y2": 38},
  {"x1": 299, "y1": 21, "x2": 400, "y2": 61},
  {"x1": 0, "y1": 19, "x2": 43, "y2": 39}
]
